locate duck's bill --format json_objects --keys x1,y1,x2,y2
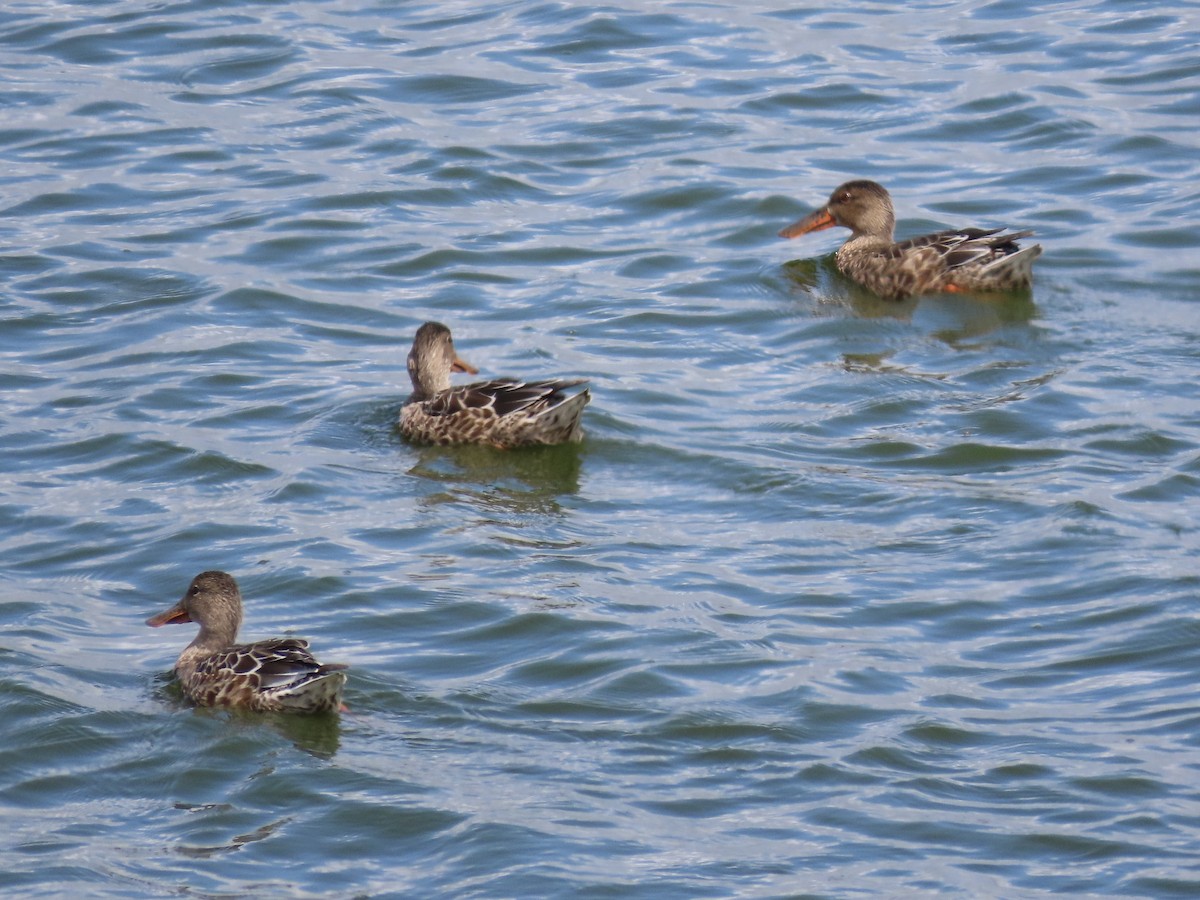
[
  {"x1": 452, "y1": 356, "x2": 479, "y2": 375},
  {"x1": 779, "y1": 207, "x2": 836, "y2": 239},
  {"x1": 146, "y1": 602, "x2": 191, "y2": 627}
]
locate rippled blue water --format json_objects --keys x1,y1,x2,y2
[{"x1": 2, "y1": 1, "x2": 1199, "y2": 896}]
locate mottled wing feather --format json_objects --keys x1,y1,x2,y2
[
  {"x1": 401, "y1": 378, "x2": 590, "y2": 448},
  {"x1": 845, "y1": 226, "x2": 1040, "y2": 299},
  {"x1": 427, "y1": 379, "x2": 588, "y2": 418},
  {"x1": 184, "y1": 639, "x2": 346, "y2": 713},
  {"x1": 887, "y1": 227, "x2": 1004, "y2": 259}
]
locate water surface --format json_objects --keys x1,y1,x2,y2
[{"x1": 2, "y1": 1, "x2": 1199, "y2": 897}]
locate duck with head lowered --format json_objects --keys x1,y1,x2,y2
[
  {"x1": 780, "y1": 179, "x2": 1042, "y2": 301},
  {"x1": 399, "y1": 321, "x2": 589, "y2": 449}
]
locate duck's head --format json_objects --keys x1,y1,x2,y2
[
  {"x1": 779, "y1": 180, "x2": 896, "y2": 242},
  {"x1": 147, "y1": 570, "x2": 244, "y2": 645},
  {"x1": 406, "y1": 321, "x2": 479, "y2": 399}
]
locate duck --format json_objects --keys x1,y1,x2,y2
[
  {"x1": 399, "y1": 321, "x2": 589, "y2": 448},
  {"x1": 146, "y1": 570, "x2": 347, "y2": 714},
  {"x1": 779, "y1": 179, "x2": 1042, "y2": 301}
]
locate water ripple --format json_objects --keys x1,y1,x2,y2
[{"x1": 2, "y1": 0, "x2": 1200, "y2": 896}]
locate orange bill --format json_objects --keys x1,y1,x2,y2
[
  {"x1": 452, "y1": 356, "x2": 479, "y2": 375},
  {"x1": 146, "y1": 602, "x2": 191, "y2": 627},
  {"x1": 779, "y1": 207, "x2": 836, "y2": 239}
]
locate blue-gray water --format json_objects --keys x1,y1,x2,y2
[{"x1": 2, "y1": 1, "x2": 1199, "y2": 897}]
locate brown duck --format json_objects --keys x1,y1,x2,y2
[
  {"x1": 399, "y1": 321, "x2": 589, "y2": 448},
  {"x1": 779, "y1": 180, "x2": 1042, "y2": 301},
  {"x1": 146, "y1": 571, "x2": 347, "y2": 714}
]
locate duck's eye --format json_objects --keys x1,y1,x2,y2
[{"x1": 839, "y1": 192, "x2": 853, "y2": 203}]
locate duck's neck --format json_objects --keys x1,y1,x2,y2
[
  {"x1": 849, "y1": 203, "x2": 895, "y2": 242},
  {"x1": 176, "y1": 615, "x2": 240, "y2": 672},
  {"x1": 838, "y1": 232, "x2": 892, "y2": 259},
  {"x1": 408, "y1": 356, "x2": 450, "y2": 401}
]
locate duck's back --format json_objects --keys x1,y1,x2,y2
[
  {"x1": 838, "y1": 228, "x2": 1042, "y2": 300},
  {"x1": 179, "y1": 638, "x2": 347, "y2": 714},
  {"x1": 401, "y1": 378, "x2": 590, "y2": 448}
]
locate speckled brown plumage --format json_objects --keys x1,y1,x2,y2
[
  {"x1": 780, "y1": 180, "x2": 1042, "y2": 301},
  {"x1": 146, "y1": 571, "x2": 347, "y2": 715},
  {"x1": 399, "y1": 321, "x2": 589, "y2": 449}
]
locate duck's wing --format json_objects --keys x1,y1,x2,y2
[
  {"x1": 187, "y1": 638, "x2": 346, "y2": 706},
  {"x1": 890, "y1": 227, "x2": 1033, "y2": 270},
  {"x1": 427, "y1": 378, "x2": 589, "y2": 418}
]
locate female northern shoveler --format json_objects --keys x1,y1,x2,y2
[
  {"x1": 779, "y1": 180, "x2": 1042, "y2": 301},
  {"x1": 399, "y1": 321, "x2": 589, "y2": 448},
  {"x1": 146, "y1": 571, "x2": 347, "y2": 714}
]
